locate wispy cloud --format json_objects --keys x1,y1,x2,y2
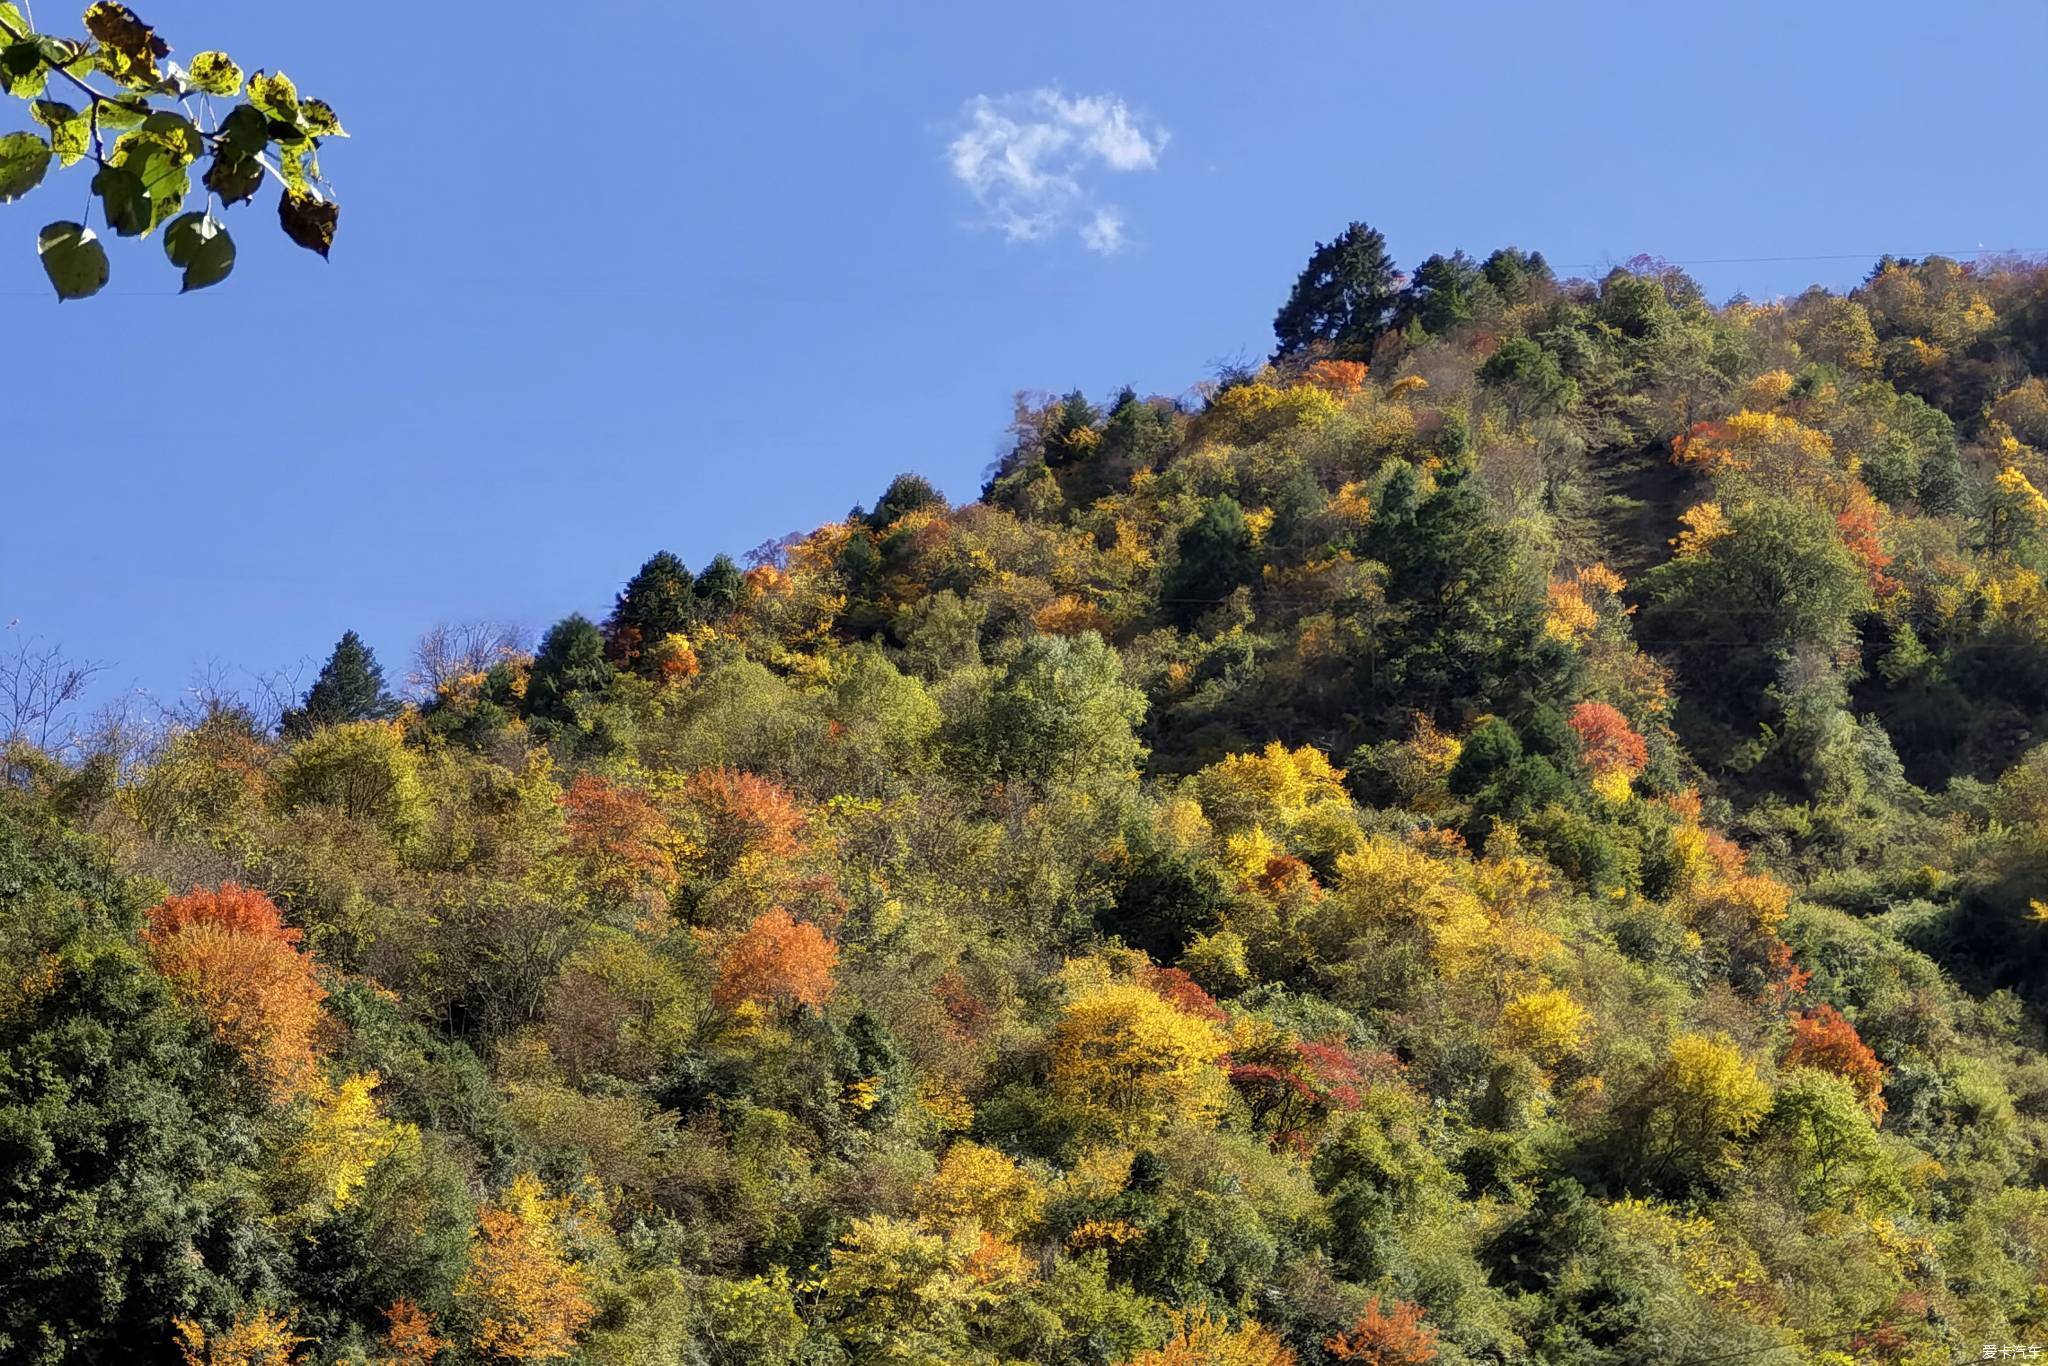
[{"x1": 946, "y1": 89, "x2": 1166, "y2": 254}]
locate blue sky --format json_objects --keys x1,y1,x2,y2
[{"x1": 5, "y1": 0, "x2": 2046, "y2": 720}]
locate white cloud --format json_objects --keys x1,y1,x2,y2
[
  {"x1": 1079, "y1": 208, "x2": 1126, "y2": 255},
  {"x1": 946, "y1": 89, "x2": 1166, "y2": 254}
]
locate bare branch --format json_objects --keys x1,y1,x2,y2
[
  {"x1": 407, "y1": 621, "x2": 531, "y2": 699},
  {"x1": 0, "y1": 627, "x2": 107, "y2": 758}
]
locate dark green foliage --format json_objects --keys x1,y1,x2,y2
[
  {"x1": 525, "y1": 614, "x2": 614, "y2": 723},
  {"x1": 0, "y1": 799, "x2": 267, "y2": 1362},
  {"x1": 868, "y1": 473, "x2": 947, "y2": 528},
  {"x1": 1273, "y1": 220, "x2": 1399, "y2": 359},
  {"x1": 1480, "y1": 335, "x2": 1579, "y2": 418},
  {"x1": 1102, "y1": 835, "x2": 1228, "y2": 962},
  {"x1": 1641, "y1": 495, "x2": 1871, "y2": 764},
  {"x1": 280, "y1": 630, "x2": 397, "y2": 739},
  {"x1": 1402, "y1": 250, "x2": 1482, "y2": 334},
  {"x1": 1162, "y1": 496, "x2": 1258, "y2": 628},
  {"x1": 606, "y1": 551, "x2": 696, "y2": 667},
  {"x1": 1365, "y1": 463, "x2": 1573, "y2": 728},
  {"x1": 695, "y1": 553, "x2": 746, "y2": 619}
]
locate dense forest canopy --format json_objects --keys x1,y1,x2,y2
[{"x1": 11, "y1": 233, "x2": 2048, "y2": 1364}]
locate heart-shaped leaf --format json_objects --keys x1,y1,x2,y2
[
  {"x1": 164, "y1": 211, "x2": 234, "y2": 292},
  {"x1": 37, "y1": 221, "x2": 109, "y2": 300},
  {"x1": 0, "y1": 129, "x2": 50, "y2": 203}
]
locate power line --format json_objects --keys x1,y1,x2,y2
[{"x1": 1552, "y1": 247, "x2": 2048, "y2": 271}]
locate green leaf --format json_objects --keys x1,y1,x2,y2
[
  {"x1": 31, "y1": 35, "x2": 94, "y2": 78},
  {"x1": 30, "y1": 100, "x2": 90, "y2": 166},
  {"x1": 37, "y1": 220, "x2": 109, "y2": 301},
  {"x1": 247, "y1": 69, "x2": 297, "y2": 121},
  {"x1": 109, "y1": 127, "x2": 191, "y2": 229},
  {"x1": 92, "y1": 162, "x2": 149, "y2": 235},
  {"x1": 299, "y1": 98, "x2": 345, "y2": 138},
  {"x1": 215, "y1": 102, "x2": 268, "y2": 154},
  {"x1": 94, "y1": 96, "x2": 149, "y2": 129},
  {"x1": 277, "y1": 189, "x2": 336, "y2": 259},
  {"x1": 201, "y1": 151, "x2": 261, "y2": 206},
  {"x1": 139, "y1": 110, "x2": 201, "y2": 164},
  {"x1": 164, "y1": 210, "x2": 233, "y2": 292},
  {"x1": 0, "y1": 129, "x2": 51, "y2": 204},
  {"x1": 1, "y1": 38, "x2": 45, "y2": 97},
  {"x1": 187, "y1": 49, "x2": 241, "y2": 96},
  {"x1": 0, "y1": 3, "x2": 27, "y2": 37}
]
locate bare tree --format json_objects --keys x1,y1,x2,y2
[
  {"x1": 408, "y1": 621, "x2": 530, "y2": 699},
  {"x1": 0, "y1": 626, "x2": 106, "y2": 757}
]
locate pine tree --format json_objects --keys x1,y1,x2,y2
[
  {"x1": 1273, "y1": 220, "x2": 1400, "y2": 359},
  {"x1": 605, "y1": 551, "x2": 696, "y2": 670},
  {"x1": 695, "y1": 554, "x2": 746, "y2": 620},
  {"x1": 281, "y1": 630, "x2": 398, "y2": 739},
  {"x1": 1163, "y1": 496, "x2": 1258, "y2": 628},
  {"x1": 525, "y1": 615, "x2": 614, "y2": 723}
]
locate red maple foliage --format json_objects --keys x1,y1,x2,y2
[
  {"x1": 1141, "y1": 965, "x2": 1229, "y2": 1026},
  {"x1": 1567, "y1": 701, "x2": 1648, "y2": 778},
  {"x1": 143, "y1": 883, "x2": 327, "y2": 1100},
  {"x1": 685, "y1": 768, "x2": 805, "y2": 877},
  {"x1": 712, "y1": 908, "x2": 839, "y2": 1012},
  {"x1": 561, "y1": 774, "x2": 680, "y2": 907},
  {"x1": 1325, "y1": 1296, "x2": 1439, "y2": 1364},
  {"x1": 1786, "y1": 1002, "x2": 1887, "y2": 1122}
]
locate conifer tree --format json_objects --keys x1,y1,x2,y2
[
  {"x1": 525, "y1": 615, "x2": 614, "y2": 723},
  {"x1": 1163, "y1": 496, "x2": 1258, "y2": 628},
  {"x1": 606, "y1": 552, "x2": 697, "y2": 669},
  {"x1": 281, "y1": 630, "x2": 398, "y2": 739},
  {"x1": 695, "y1": 554, "x2": 746, "y2": 620},
  {"x1": 1273, "y1": 220, "x2": 1400, "y2": 359}
]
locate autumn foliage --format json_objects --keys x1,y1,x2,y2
[
  {"x1": 455, "y1": 1174, "x2": 596, "y2": 1363},
  {"x1": 376, "y1": 1301, "x2": 444, "y2": 1365},
  {"x1": 1566, "y1": 700, "x2": 1648, "y2": 778},
  {"x1": 711, "y1": 907, "x2": 840, "y2": 1012},
  {"x1": 143, "y1": 883, "x2": 327, "y2": 1100},
  {"x1": 173, "y1": 1309, "x2": 305, "y2": 1366},
  {"x1": 1324, "y1": 1297, "x2": 1439, "y2": 1364},
  {"x1": 1128, "y1": 1307, "x2": 1297, "y2": 1366},
  {"x1": 1785, "y1": 1003, "x2": 1888, "y2": 1123},
  {"x1": 561, "y1": 774, "x2": 682, "y2": 910}
]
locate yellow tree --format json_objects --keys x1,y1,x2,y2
[
  {"x1": 916, "y1": 1141, "x2": 1047, "y2": 1239},
  {"x1": 1618, "y1": 1033, "x2": 1770, "y2": 1192},
  {"x1": 455, "y1": 1173, "x2": 596, "y2": 1363},
  {"x1": 1049, "y1": 981, "x2": 1228, "y2": 1139},
  {"x1": 1123, "y1": 1307, "x2": 1296, "y2": 1365},
  {"x1": 287, "y1": 1072, "x2": 413, "y2": 1213},
  {"x1": 173, "y1": 1310, "x2": 304, "y2": 1366}
]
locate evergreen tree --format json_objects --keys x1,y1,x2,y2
[
  {"x1": 1163, "y1": 496, "x2": 1258, "y2": 628},
  {"x1": 868, "y1": 474, "x2": 947, "y2": 529},
  {"x1": 281, "y1": 630, "x2": 398, "y2": 739},
  {"x1": 695, "y1": 554, "x2": 746, "y2": 620},
  {"x1": 606, "y1": 552, "x2": 696, "y2": 669},
  {"x1": 1365, "y1": 464, "x2": 1571, "y2": 726},
  {"x1": 1272, "y1": 221, "x2": 1400, "y2": 359},
  {"x1": 525, "y1": 614, "x2": 614, "y2": 723},
  {"x1": 1402, "y1": 250, "x2": 1482, "y2": 335}
]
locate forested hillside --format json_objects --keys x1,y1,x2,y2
[{"x1": 13, "y1": 235, "x2": 2048, "y2": 1364}]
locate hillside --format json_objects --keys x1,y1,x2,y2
[{"x1": 11, "y1": 242, "x2": 2048, "y2": 1364}]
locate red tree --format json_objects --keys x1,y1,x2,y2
[
  {"x1": 143, "y1": 883, "x2": 327, "y2": 1100},
  {"x1": 1567, "y1": 701, "x2": 1648, "y2": 777},
  {"x1": 712, "y1": 908, "x2": 839, "y2": 1013},
  {"x1": 1325, "y1": 1297, "x2": 1438, "y2": 1364},
  {"x1": 561, "y1": 774, "x2": 681, "y2": 909},
  {"x1": 1786, "y1": 1003, "x2": 1887, "y2": 1122}
]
